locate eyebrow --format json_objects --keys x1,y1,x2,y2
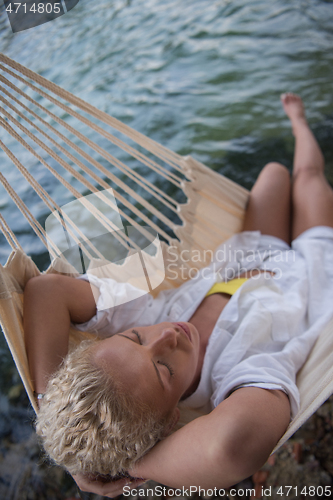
[{"x1": 114, "y1": 334, "x2": 165, "y2": 390}]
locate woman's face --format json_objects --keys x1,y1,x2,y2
[{"x1": 91, "y1": 322, "x2": 200, "y2": 419}]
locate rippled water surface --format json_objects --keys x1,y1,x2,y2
[
  {"x1": 0, "y1": 0, "x2": 333, "y2": 494},
  {"x1": 1, "y1": 0, "x2": 333, "y2": 261}
]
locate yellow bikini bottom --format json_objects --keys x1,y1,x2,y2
[{"x1": 205, "y1": 277, "x2": 248, "y2": 297}]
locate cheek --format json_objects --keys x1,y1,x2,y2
[{"x1": 180, "y1": 354, "x2": 197, "y2": 381}]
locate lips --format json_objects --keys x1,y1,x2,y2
[{"x1": 174, "y1": 322, "x2": 192, "y2": 343}]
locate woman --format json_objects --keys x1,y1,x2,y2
[{"x1": 24, "y1": 94, "x2": 333, "y2": 496}]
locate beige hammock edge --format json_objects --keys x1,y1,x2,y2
[{"x1": 0, "y1": 53, "x2": 332, "y2": 455}]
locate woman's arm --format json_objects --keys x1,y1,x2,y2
[
  {"x1": 74, "y1": 387, "x2": 290, "y2": 496},
  {"x1": 131, "y1": 387, "x2": 290, "y2": 489},
  {"x1": 24, "y1": 274, "x2": 98, "y2": 396}
]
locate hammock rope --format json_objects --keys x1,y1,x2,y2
[
  {"x1": 0, "y1": 73, "x2": 183, "y2": 196},
  {"x1": 0, "y1": 118, "x2": 132, "y2": 257},
  {"x1": 0, "y1": 168, "x2": 58, "y2": 256},
  {"x1": 0, "y1": 139, "x2": 117, "y2": 260},
  {"x1": 0, "y1": 212, "x2": 23, "y2": 251},
  {"x1": 1, "y1": 53, "x2": 331, "y2": 456},
  {"x1": 0, "y1": 102, "x2": 174, "y2": 245},
  {"x1": 0, "y1": 60, "x2": 185, "y2": 179},
  {"x1": 0, "y1": 80, "x2": 180, "y2": 212}
]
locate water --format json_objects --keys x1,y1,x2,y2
[
  {"x1": 0, "y1": 0, "x2": 333, "y2": 496},
  {"x1": 0, "y1": 0, "x2": 333, "y2": 260}
]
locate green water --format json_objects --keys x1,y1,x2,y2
[
  {"x1": 1, "y1": 0, "x2": 333, "y2": 264},
  {"x1": 0, "y1": 0, "x2": 333, "y2": 495}
]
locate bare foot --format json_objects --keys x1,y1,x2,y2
[{"x1": 280, "y1": 93, "x2": 307, "y2": 125}]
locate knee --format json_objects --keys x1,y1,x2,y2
[
  {"x1": 24, "y1": 273, "x2": 63, "y2": 298},
  {"x1": 292, "y1": 166, "x2": 324, "y2": 183},
  {"x1": 256, "y1": 162, "x2": 291, "y2": 191},
  {"x1": 261, "y1": 162, "x2": 290, "y2": 179}
]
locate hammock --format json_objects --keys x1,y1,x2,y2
[{"x1": 0, "y1": 53, "x2": 332, "y2": 454}]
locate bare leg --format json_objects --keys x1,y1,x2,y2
[
  {"x1": 242, "y1": 162, "x2": 291, "y2": 244},
  {"x1": 281, "y1": 93, "x2": 333, "y2": 239}
]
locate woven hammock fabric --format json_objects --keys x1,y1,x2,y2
[{"x1": 0, "y1": 53, "x2": 333, "y2": 452}]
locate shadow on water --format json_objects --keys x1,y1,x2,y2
[
  {"x1": 211, "y1": 115, "x2": 333, "y2": 190},
  {"x1": 313, "y1": 116, "x2": 333, "y2": 185},
  {"x1": 215, "y1": 134, "x2": 294, "y2": 189}
]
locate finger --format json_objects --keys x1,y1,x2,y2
[
  {"x1": 102, "y1": 478, "x2": 147, "y2": 498},
  {"x1": 75, "y1": 476, "x2": 128, "y2": 494}
]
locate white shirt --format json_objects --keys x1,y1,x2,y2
[{"x1": 75, "y1": 226, "x2": 333, "y2": 419}]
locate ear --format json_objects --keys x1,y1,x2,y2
[{"x1": 163, "y1": 407, "x2": 180, "y2": 437}]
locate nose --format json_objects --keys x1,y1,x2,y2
[{"x1": 149, "y1": 327, "x2": 178, "y2": 354}]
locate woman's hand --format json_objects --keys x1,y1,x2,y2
[{"x1": 72, "y1": 473, "x2": 146, "y2": 498}]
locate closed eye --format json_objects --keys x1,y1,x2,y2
[
  {"x1": 132, "y1": 329, "x2": 142, "y2": 344},
  {"x1": 132, "y1": 330, "x2": 174, "y2": 378},
  {"x1": 158, "y1": 361, "x2": 174, "y2": 377}
]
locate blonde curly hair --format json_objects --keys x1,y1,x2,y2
[{"x1": 36, "y1": 339, "x2": 168, "y2": 477}]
